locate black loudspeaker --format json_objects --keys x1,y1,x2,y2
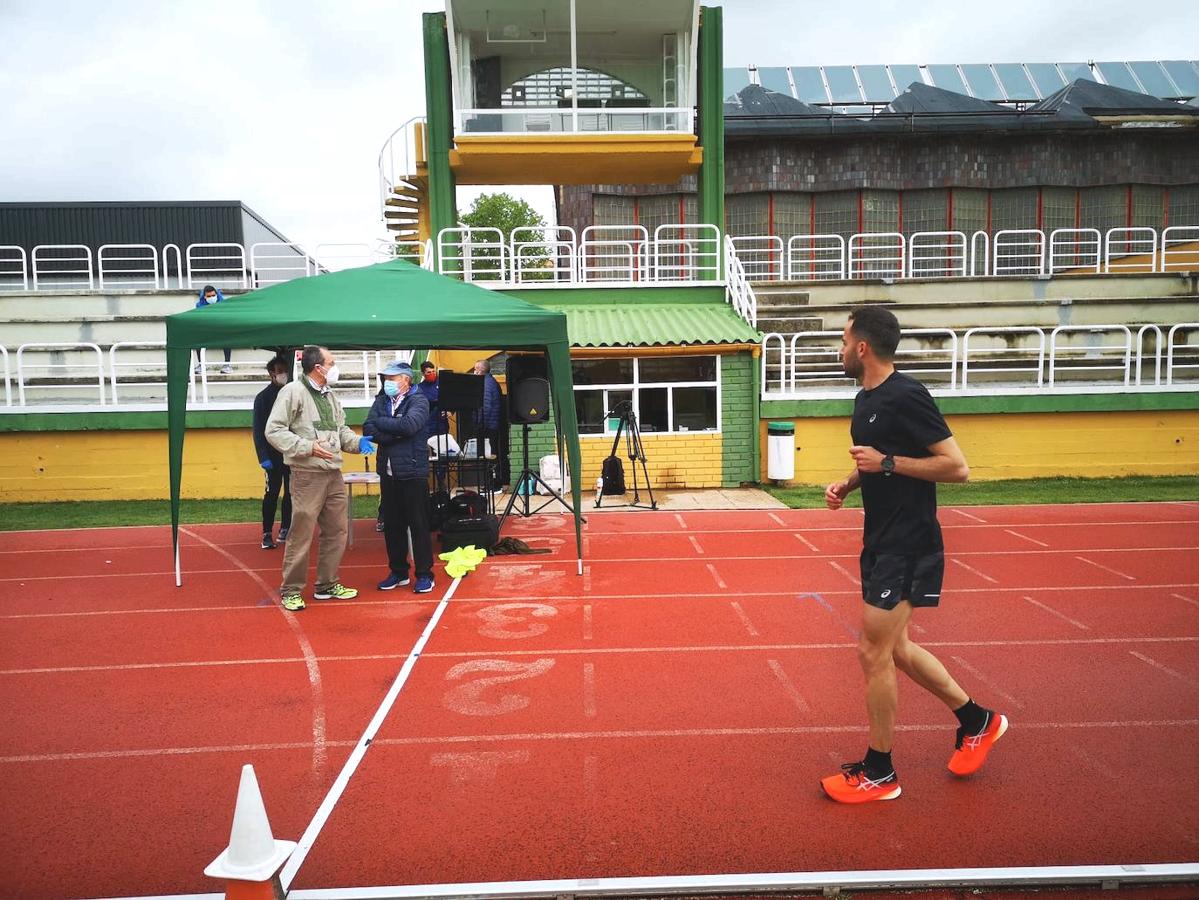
[
  {"x1": 510, "y1": 377, "x2": 550, "y2": 424},
  {"x1": 438, "y1": 372, "x2": 483, "y2": 411}
]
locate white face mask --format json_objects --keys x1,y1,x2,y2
[
  {"x1": 274, "y1": 373, "x2": 288, "y2": 386},
  {"x1": 322, "y1": 364, "x2": 340, "y2": 385}
]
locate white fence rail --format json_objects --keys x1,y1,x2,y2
[
  {"x1": 724, "y1": 236, "x2": 758, "y2": 329},
  {"x1": 761, "y1": 322, "x2": 1198, "y2": 398},
  {"x1": 98, "y1": 244, "x2": 159, "y2": 290}
]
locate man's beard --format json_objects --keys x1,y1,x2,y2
[{"x1": 842, "y1": 354, "x2": 863, "y2": 380}]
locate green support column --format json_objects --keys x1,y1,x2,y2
[
  {"x1": 697, "y1": 5, "x2": 725, "y2": 280},
  {"x1": 423, "y1": 12, "x2": 458, "y2": 261}
]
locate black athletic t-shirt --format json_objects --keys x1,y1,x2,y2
[{"x1": 850, "y1": 371, "x2": 953, "y2": 555}]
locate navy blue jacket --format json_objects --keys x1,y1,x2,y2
[
  {"x1": 477, "y1": 372, "x2": 502, "y2": 431},
  {"x1": 252, "y1": 382, "x2": 285, "y2": 466},
  {"x1": 415, "y1": 378, "x2": 448, "y2": 437},
  {"x1": 364, "y1": 388, "x2": 430, "y2": 480}
]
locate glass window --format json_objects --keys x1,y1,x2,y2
[
  {"x1": 574, "y1": 390, "x2": 605, "y2": 434},
  {"x1": 889, "y1": 65, "x2": 923, "y2": 95},
  {"x1": 993, "y1": 64, "x2": 1038, "y2": 101},
  {"x1": 824, "y1": 66, "x2": 862, "y2": 103},
  {"x1": 1168, "y1": 185, "x2": 1199, "y2": 228},
  {"x1": 1128, "y1": 62, "x2": 1179, "y2": 98},
  {"x1": 1095, "y1": 62, "x2": 1141, "y2": 92},
  {"x1": 572, "y1": 357, "x2": 632, "y2": 385},
  {"x1": 814, "y1": 190, "x2": 859, "y2": 238},
  {"x1": 725, "y1": 193, "x2": 769, "y2": 237},
  {"x1": 857, "y1": 66, "x2": 896, "y2": 103},
  {"x1": 991, "y1": 188, "x2": 1039, "y2": 232},
  {"x1": 791, "y1": 66, "x2": 829, "y2": 104},
  {"x1": 773, "y1": 192, "x2": 812, "y2": 243},
  {"x1": 901, "y1": 189, "x2": 949, "y2": 236},
  {"x1": 1042, "y1": 187, "x2": 1078, "y2": 233},
  {"x1": 961, "y1": 64, "x2": 1003, "y2": 100},
  {"x1": 640, "y1": 356, "x2": 717, "y2": 382},
  {"x1": 926, "y1": 65, "x2": 968, "y2": 94},
  {"x1": 952, "y1": 189, "x2": 989, "y2": 236},
  {"x1": 593, "y1": 195, "x2": 635, "y2": 227},
  {"x1": 1026, "y1": 63, "x2": 1066, "y2": 98},
  {"x1": 637, "y1": 195, "x2": 681, "y2": 239},
  {"x1": 862, "y1": 190, "x2": 899, "y2": 233},
  {"x1": 1080, "y1": 186, "x2": 1127, "y2": 233},
  {"x1": 638, "y1": 387, "x2": 669, "y2": 433},
  {"x1": 673, "y1": 387, "x2": 718, "y2": 432},
  {"x1": 756, "y1": 67, "x2": 793, "y2": 96},
  {"x1": 1162, "y1": 61, "x2": 1199, "y2": 99},
  {"x1": 1131, "y1": 185, "x2": 1164, "y2": 229}
]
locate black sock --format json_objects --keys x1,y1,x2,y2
[
  {"x1": 863, "y1": 747, "x2": 893, "y2": 778},
  {"x1": 954, "y1": 699, "x2": 987, "y2": 734}
]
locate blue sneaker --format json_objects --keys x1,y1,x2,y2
[
  {"x1": 414, "y1": 575, "x2": 435, "y2": 594},
  {"x1": 377, "y1": 572, "x2": 410, "y2": 591}
]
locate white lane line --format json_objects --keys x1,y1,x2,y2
[
  {"x1": 582, "y1": 604, "x2": 594, "y2": 641},
  {"x1": 1022, "y1": 595, "x2": 1090, "y2": 631},
  {"x1": 950, "y1": 655, "x2": 1026, "y2": 709},
  {"x1": 674, "y1": 514, "x2": 688, "y2": 530},
  {"x1": 950, "y1": 508, "x2": 987, "y2": 523},
  {"x1": 1130, "y1": 651, "x2": 1199, "y2": 690},
  {"x1": 10, "y1": 719, "x2": 1199, "y2": 763},
  {"x1": 951, "y1": 558, "x2": 999, "y2": 584},
  {"x1": 827, "y1": 560, "x2": 860, "y2": 586},
  {"x1": 278, "y1": 575, "x2": 462, "y2": 892},
  {"x1": 767, "y1": 659, "x2": 810, "y2": 713},
  {"x1": 179, "y1": 526, "x2": 328, "y2": 775},
  {"x1": 1076, "y1": 555, "x2": 1136, "y2": 581},
  {"x1": 688, "y1": 535, "x2": 705, "y2": 555},
  {"x1": 1005, "y1": 529, "x2": 1050, "y2": 548},
  {"x1": 582, "y1": 564, "x2": 592, "y2": 593},
  {"x1": 1172, "y1": 593, "x2": 1199, "y2": 609},
  {"x1": 729, "y1": 601, "x2": 760, "y2": 637},
  {"x1": 582, "y1": 662, "x2": 597, "y2": 718},
  {"x1": 1068, "y1": 744, "x2": 1119, "y2": 779},
  {"x1": 793, "y1": 532, "x2": 820, "y2": 552},
  {"x1": 705, "y1": 563, "x2": 728, "y2": 590},
  {"x1": 768, "y1": 513, "x2": 788, "y2": 527}
]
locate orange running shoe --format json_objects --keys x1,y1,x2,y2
[
  {"x1": 948, "y1": 711, "x2": 1008, "y2": 776},
  {"x1": 821, "y1": 762, "x2": 902, "y2": 803}
]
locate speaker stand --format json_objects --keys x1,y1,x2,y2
[{"x1": 498, "y1": 423, "x2": 576, "y2": 533}]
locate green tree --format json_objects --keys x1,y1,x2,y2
[{"x1": 459, "y1": 192, "x2": 552, "y2": 280}]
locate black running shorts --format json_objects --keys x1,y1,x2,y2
[{"x1": 859, "y1": 549, "x2": 944, "y2": 610}]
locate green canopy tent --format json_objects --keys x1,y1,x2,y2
[{"x1": 164, "y1": 259, "x2": 584, "y2": 585}]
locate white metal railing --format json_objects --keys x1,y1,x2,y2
[
  {"x1": 1162, "y1": 227, "x2": 1199, "y2": 272},
  {"x1": 1104, "y1": 228, "x2": 1158, "y2": 274},
  {"x1": 16, "y1": 342, "x2": 106, "y2": 406},
  {"x1": 787, "y1": 234, "x2": 845, "y2": 281},
  {"x1": 1166, "y1": 323, "x2": 1199, "y2": 386},
  {"x1": 511, "y1": 226, "x2": 578, "y2": 284},
  {"x1": 653, "y1": 224, "x2": 721, "y2": 282},
  {"x1": 32, "y1": 244, "x2": 94, "y2": 290},
  {"x1": 109, "y1": 341, "x2": 197, "y2": 405},
  {"x1": 993, "y1": 230, "x2": 1046, "y2": 277},
  {"x1": 908, "y1": 231, "x2": 967, "y2": 279},
  {"x1": 1048, "y1": 325, "x2": 1132, "y2": 387},
  {"x1": 1049, "y1": 228, "x2": 1102, "y2": 275},
  {"x1": 162, "y1": 244, "x2": 183, "y2": 290},
  {"x1": 377, "y1": 116, "x2": 426, "y2": 219},
  {"x1": 730, "y1": 236, "x2": 784, "y2": 281},
  {"x1": 0, "y1": 345, "x2": 10, "y2": 406},
  {"x1": 421, "y1": 238, "x2": 434, "y2": 271},
  {"x1": 186, "y1": 243, "x2": 247, "y2": 290},
  {"x1": 391, "y1": 241, "x2": 424, "y2": 266},
  {"x1": 251, "y1": 243, "x2": 314, "y2": 287},
  {"x1": 723, "y1": 235, "x2": 757, "y2": 328},
  {"x1": 0, "y1": 245, "x2": 29, "y2": 292},
  {"x1": 849, "y1": 232, "x2": 905, "y2": 280},
  {"x1": 438, "y1": 227, "x2": 508, "y2": 283},
  {"x1": 579, "y1": 226, "x2": 650, "y2": 283},
  {"x1": 454, "y1": 106, "x2": 694, "y2": 136},
  {"x1": 762, "y1": 322, "x2": 1199, "y2": 398},
  {"x1": 969, "y1": 231, "x2": 989, "y2": 277},
  {"x1": 98, "y1": 244, "x2": 159, "y2": 291}
]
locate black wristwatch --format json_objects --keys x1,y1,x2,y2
[{"x1": 881, "y1": 455, "x2": 896, "y2": 477}]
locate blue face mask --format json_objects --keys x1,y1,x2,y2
[{"x1": 383, "y1": 380, "x2": 400, "y2": 398}]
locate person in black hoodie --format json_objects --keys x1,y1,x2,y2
[
  {"x1": 253, "y1": 356, "x2": 293, "y2": 549},
  {"x1": 364, "y1": 361, "x2": 434, "y2": 594}
]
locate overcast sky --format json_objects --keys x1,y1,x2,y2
[{"x1": 2, "y1": 0, "x2": 1196, "y2": 247}]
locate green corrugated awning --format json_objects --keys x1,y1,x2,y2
[{"x1": 543, "y1": 303, "x2": 761, "y2": 348}]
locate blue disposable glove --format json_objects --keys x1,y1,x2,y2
[
  {"x1": 358, "y1": 436, "x2": 376, "y2": 455},
  {"x1": 260, "y1": 459, "x2": 273, "y2": 471}
]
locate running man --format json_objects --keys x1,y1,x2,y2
[{"x1": 820, "y1": 306, "x2": 1007, "y2": 803}]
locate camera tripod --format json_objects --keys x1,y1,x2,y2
[
  {"x1": 596, "y1": 401, "x2": 657, "y2": 510},
  {"x1": 499, "y1": 422, "x2": 575, "y2": 531}
]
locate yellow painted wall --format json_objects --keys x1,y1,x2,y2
[
  {"x1": 762, "y1": 410, "x2": 1199, "y2": 484},
  {"x1": 577, "y1": 432, "x2": 725, "y2": 492}
]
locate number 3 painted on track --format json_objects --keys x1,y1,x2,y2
[
  {"x1": 476, "y1": 603, "x2": 558, "y2": 639},
  {"x1": 441, "y1": 658, "x2": 556, "y2": 716}
]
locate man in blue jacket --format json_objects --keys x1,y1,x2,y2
[
  {"x1": 193, "y1": 284, "x2": 233, "y2": 374},
  {"x1": 364, "y1": 361, "x2": 435, "y2": 594}
]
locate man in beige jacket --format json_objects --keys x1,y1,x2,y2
[{"x1": 265, "y1": 345, "x2": 375, "y2": 610}]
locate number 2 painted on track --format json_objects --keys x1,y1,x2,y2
[
  {"x1": 476, "y1": 603, "x2": 558, "y2": 639},
  {"x1": 441, "y1": 658, "x2": 556, "y2": 716}
]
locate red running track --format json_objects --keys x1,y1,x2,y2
[{"x1": 0, "y1": 501, "x2": 1197, "y2": 899}]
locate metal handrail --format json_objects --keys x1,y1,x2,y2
[
  {"x1": 17, "y1": 342, "x2": 106, "y2": 406},
  {"x1": 969, "y1": 230, "x2": 989, "y2": 277},
  {"x1": 908, "y1": 231, "x2": 967, "y2": 279},
  {"x1": 730, "y1": 235, "x2": 784, "y2": 281},
  {"x1": 0, "y1": 345, "x2": 10, "y2": 406},
  {"x1": 580, "y1": 226, "x2": 650, "y2": 282},
  {"x1": 162, "y1": 244, "x2": 183, "y2": 290},
  {"x1": 1166, "y1": 323, "x2": 1199, "y2": 385},
  {"x1": 723, "y1": 235, "x2": 758, "y2": 328},
  {"x1": 32, "y1": 244, "x2": 94, "y2": 291},
  {"x1": 1162, "y1": 226, "x2": 1199, "y2": 272},
  {"x1": 786, "y1": 234, "x2": 845, "y2": 281},
  {"x1": 185, "y1": 243, "x2": 247, "y2": 289},
  {"x1": 1135, "y1": 324, "x2": 1163, "y2": 387},
  {"x1": 377, "y1": 116, "x2": 426, "y2": 219},
  {"x1": 993, "y1": 230, "x2": 1046, "y2": 277},
  {"x1": 250, "y1": 242, "x2": 313, "y2": 287},
  {"x1": 961, "y1": 327, "x2": 1046, "y2": 389},
  {"x1": 653, "y1": 224, "x2": 720, "y2": 281},
  {"x1": 1048, "y1": 325, "x2": 1132, "y2": 387},
  {"x1": 848, "y1": 232, "x2": 905, "y2": 280},
  {"x1": 0, "y1": 245, "x2": 30, "y2": 292},
  {"x1": 759, "y1": 332, "x2": 788, "y2": 395},
  {"x1": 98, "y1": 243, "x2": 160, "y2": 290},
  {"x1": 438, "y1": 227, "x2": 508, "y2": 283},
  {"x1": 1104, "y1": 227, "x2": 1158, "y2": 274},
  {"x1": 1048, "y1": 228, "x2": 1102, "y2": 275}
]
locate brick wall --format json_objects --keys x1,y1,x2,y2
[{"x1": 720, "y1": 352, "x2": 756, "y2": 486}]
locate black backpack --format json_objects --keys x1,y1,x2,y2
[
  {"x1": 429, "y1": 489, "x2": 452, "y2": 530},
  {"x1": 449, "y1": 489, "x2": 487, "y2": 518},
  {"x1": 601, "y1": 456, "x2": 626, "y2": 495}
]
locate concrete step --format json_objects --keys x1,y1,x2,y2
[
  {"x1": 757, "y1": 317, "x2": 825, "y2": 334},
  {"x1": 0, "y1": 290, "x2": 210, "y2": 320}
]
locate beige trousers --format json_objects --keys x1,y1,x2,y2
[{"x1": 280, "y1": 468, "x2": 347, "y2": 595}]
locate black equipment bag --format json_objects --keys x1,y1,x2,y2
[
  {"x1": 601, "y1": 455, "x2": 626, "y2": 495},
  {"x1": 440, "y1": 514, "x2": 500, "y2": 552},
  {"x1": 429, "y1": 489, "x2": 452, "y2": 531},
  {"x1": 449, "y1": 489, "x2": 487, "y2": 518}
]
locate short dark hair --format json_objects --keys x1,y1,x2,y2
[
  {"x1": 266, "y1": 355, "x2": 289, "y2": 374},
  {"x1": 420, "y1": 360, "x2": 435, "y2": 371},
  {"x1": 202, "y1": 284, "x2": 217, "y2": 294},
  {"x1": 848, "y1": 306, "x2": 900, "y2": 360},
  {"x1": 301, "y1": 345, "x2": 327, "y2": 374}
]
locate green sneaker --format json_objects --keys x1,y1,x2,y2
[
  {"x1": 313, "y1": 583, "x2": 358, "y2": 600},
  {"x1": 281, "y1": 592, "x2": 306, "y2": 611}
]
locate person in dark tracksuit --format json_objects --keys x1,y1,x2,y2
[
  {"x1": 364, "y1": 361, "x2": 435, "y2": 594},
  {"x1": 253, "y1": 356, "x2": 293, "y2": 549}
]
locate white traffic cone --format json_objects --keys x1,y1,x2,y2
[{"x1": 205, "y1": 764, "x2": 296, "y2": 898}]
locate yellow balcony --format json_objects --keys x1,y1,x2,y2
[{"x1": 450, "y1": 133, "x2": 702, "y2": 185}]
